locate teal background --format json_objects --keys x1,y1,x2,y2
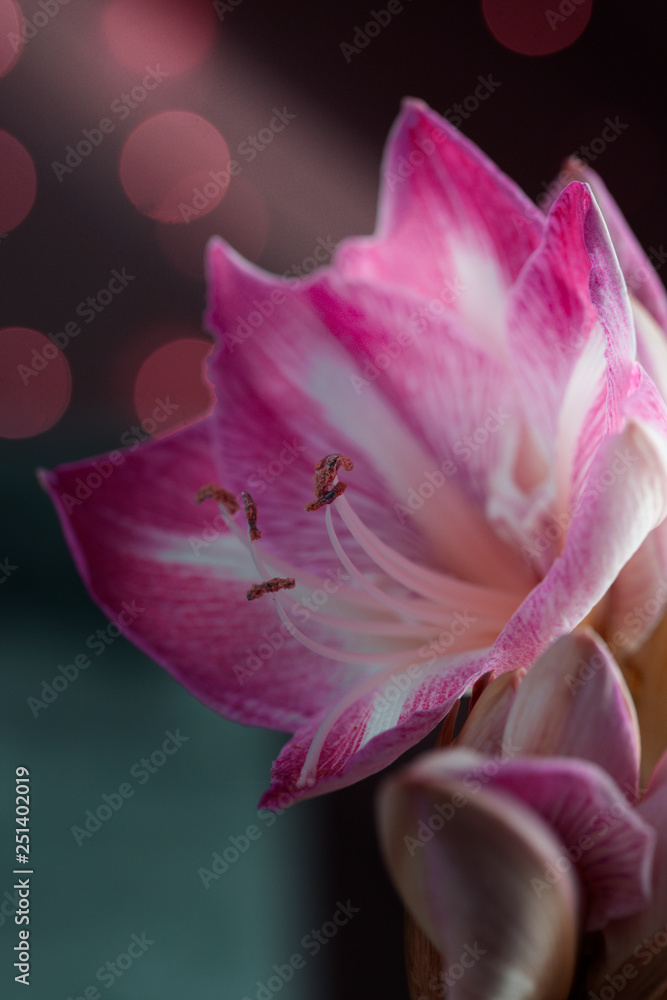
[{"x1": 2, "y1": 433, "x2": 332, "y2": 999}]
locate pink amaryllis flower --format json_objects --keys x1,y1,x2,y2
[
  {"x1": 377, "y1": 631, "x2": 667, "y2": 1000},
  {"x1": 540, "y1": 153, "x2": 667, "y2": 778},
  {"x1": 42, "y1": 99, "x2": 667, "y2": 808}
]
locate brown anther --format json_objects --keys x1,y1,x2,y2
[
  {"x1": 195, "y1": 483, "x2": 240, "y2": 514},
  {"x1": 306, "y1": 453, "x2": 353, "y2": 512},
  {"x1": 312, "y1": 453, "x2": 354, "y2": 497},
  {"x1": 246, "y1": 577, "x2": 296, "y2": 601},
  {"x1": 241, "y1": 491, "x2": 261, "y2": 541},
  {"x1": 305, "y1": 481, "x2": 348, "y2": 511}
]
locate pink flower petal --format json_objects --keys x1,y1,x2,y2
[
  {"x1": 259, "y1": 652, "x2": 491, "y2": 808},
  {"x1": 561, "y1": 193, "x2": 638, "y2": 516},
  {"x1": 607, "y1": 532, "x2": 667, "y2": 656},
  {"x1": 589, "y1": 765, "x2": 667, "y2": 999},
  {"x1": 398, "y1": 749, "x2": 655, "y2": 933},
  {"x1": 547, "y1": 159, "x2": 667, "y2": 332},
  {"x1": 455, "y1": 669, "x2": 523, "y2": 756},
  {"x1": 377, "y1": 752, "x2": 580, "y2": 1000},
  {"x1": 503, "y1": 631, "x2": 641, "y2": 802},
  {"x1": 40, "y1": 420, "x2": 356, "y2": 731},
  {"x1": 490, "y1": 416, "x2": 667, "y2": 680},
  {"x1": 507, "y1": 180, "x2": 636, "y2": 516},
  {"x1": 205, "y1": 237, "x2": 533, "y2": 593},
  {"x1": 306, "y1": 273, "x2": 536, "y2": 592},
  {"x1": 334, "y1": 99, "x2": 544, "y2": 353}
]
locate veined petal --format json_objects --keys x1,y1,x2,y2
[
  {"x1": 549, "y1": 158, "x2": 667, "y2": 332},
  {"x1": 307, "y1": 273, "x2": 537, "y2": 591},
  {"x1": 377, "y1": 751, "x2": 579, "y2": 1000},
  {"x1": 205, "y1": 236, "x2": 531, "y2": 593},
  {"x1": 396, "y1": 750, "x2": 655, "y2": 933},
  {"x1": 489, "y1": 417, "x2": 667, "y2": 680},
  {"x1": 589, "y1": 759, "x2": 667, "y2": 1000},
  {"x1": 334, "y1": 98, "x2": 544, "y2": 358},
  {"x1": 607, "y1": 535, "x2": 667, "y2": 657},
  {"x1": 558, "y1": 188, "x2": 637, "y2": 517},
  {"x1": 507, "y1": 182, "x2": 604, "y2": 468},
  {"x1": 503, "y1": 631, "x2": 641, "y2": 802},
  {"x1": 259, "y1": 652, "x2": 491, "y2": 808},
  {"x1": 40, "y1": 421, "x2": 355, "y2": 731}
]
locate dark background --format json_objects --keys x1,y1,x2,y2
[{"x1": 2, "y1": 1, "x2": 665, "y2": 997}]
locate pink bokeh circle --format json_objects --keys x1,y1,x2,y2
[
  {"x1": 482, "y1": 0, "x2": 593, "y2": 56},
  {"x1": 120, "y1": 111, "x2": 231, "y2": 223},
  {"x1": 0, "y1": 327, "x2": 72, "y2": 439}
]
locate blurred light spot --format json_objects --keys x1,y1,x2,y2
[
  {"x1": 157, "y1": 177, "x2": 270, "y2": 280},
  {"x1": 133, "y1": 337, "x2": 216, "y2": 438},
  {"x1": 0, "y1": 0, "x2": 22, "y2": 78},
  {"x1": 102, "y1": 0, "x2": 217, "y2": 78},
  {"x1": 120, "y1": 111, "x2": 231, "y2": 223},
  {"x1": 0, "y1": 132, "x2": 37, "y2": 233},
  {"x1": 0, "y1": 328, "x2": 72, "y2": 439},
  {"x1": 482, "y1": 0, "x2": 592, "y2": 55}
]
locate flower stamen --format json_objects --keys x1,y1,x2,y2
[
  {"x1": 241, "y1": 491, "x2": 261, "y2": 541},
  {"x1": 305, "y1": 482, "x2": 347, "y2": 511},
  {"x1": 312, "y1": 453, "x2": 354, "y2": 495},
  {"x1": 195, "y1": 482, "x2": 240, "y2": 514},
  {"x1": 305, "y1": 453, "x2": 354, "y2": 511},
  {"x1": 247, "y1": 577, "x2": 296, "y2": 602}
]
